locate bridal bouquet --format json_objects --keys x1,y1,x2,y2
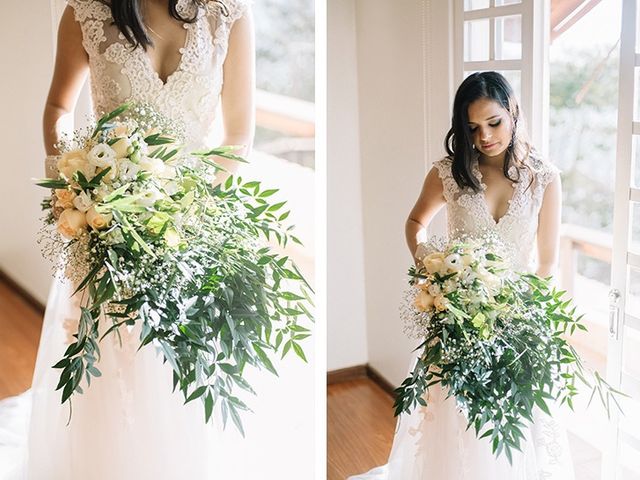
[
  {"x1": 394, "y1": 233, "x2": 622, "y2": 462},
  {"x1": 36, "y1": 103, "x2": 313, "y2": 432}
]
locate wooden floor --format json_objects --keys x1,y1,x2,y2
[
  {"x1": 327, "y1": 378, "x2": 395, "y2": 480},
  {"x1": 328, "y1": 377, "x2": 609, "y2": 480},
  {"x1": 0, "y1": 277, "x2": 43, "y2": 399}
]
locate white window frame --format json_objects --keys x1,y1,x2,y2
[
  {"x1": 453, "y1": 0, "x2": 550, "y2": 156},
  {"x1": 607, "y1": 0, "x2": 640, "y2": 477}
]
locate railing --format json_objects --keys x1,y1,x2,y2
[{"x1": 559, "y1": 223, "x2": 612, "y2": 297}]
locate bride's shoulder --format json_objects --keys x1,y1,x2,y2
[
  {"x1": 432, "y1": 155, "x2": 453, "y2": 173},
  {"x1": 206, "y1": 0, "x2": 252, "y2": 22},
  {"x1": 65, "y1": 0, "x2": 109, "y2": 21},
  {"x1": 526, "y1": 148, "x2": 561, "y2": 190}
]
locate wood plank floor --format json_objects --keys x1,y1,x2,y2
[
  {"x1": 327, "y1": 378, "x2": 395, "y2": 480},
  {"x1": 0, "y1": 277, "x2": 43, "y2": 399},
  {"x1": 328, "y1": 377, "x2": 608, "y2": 480}
]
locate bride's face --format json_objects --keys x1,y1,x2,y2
[{"x1": 467, "y1": 97, "x2": 513, "y2": 159}]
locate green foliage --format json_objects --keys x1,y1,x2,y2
[
  {"x1": 394, "y1": 264, "x2": 624, "y2": 463},
  {"x1": 40, "y1": 105, "x2": 313, "y2": 431}
]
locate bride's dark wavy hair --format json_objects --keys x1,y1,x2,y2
[
  {"x1": 444, "y1": 71, "x2": 533, "y2": 193},
  {"x1": 99, "y1": 0, "x2": 228, "y2": 50}
]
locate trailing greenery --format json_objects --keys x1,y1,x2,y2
[
  {"x1": 395, "y1": 234, "x2": 623, "y2": 463},
  {"x1": 37, "y1": 104, "x2": 313, "y2": 431}
]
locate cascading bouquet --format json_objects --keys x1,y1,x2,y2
[
  {"x1": 394, "y1": 233, "x2": 623, "y2": 462},
  {"x1": 36, "y1": 103, "x2": 313, "y2": 433}
]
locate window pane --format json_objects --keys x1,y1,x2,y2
[
  {"x1": 635, "y1": 135, "x2": 640, "y2": 188},
  {"x1": 633, "y1": 203, "x2": 640, "y2": 256},
  {"x1": 464, "y1": 19, "x2": 490, "y2": 62},
  {"x1": 497, "y1": 69, "x2": 522, "y2": 102},
  {"x1": 495, "y1": 15, "x2": 522, "y2": 60},
  {"x1": 464, "y1": 0, "x2": 490, "y2": 11},
  {"x1": 495, "y1": 0, "x2": 521, "y2": 5},
  {"x1": 634, "y1": 68, "x2": 640, "y2": 122}
]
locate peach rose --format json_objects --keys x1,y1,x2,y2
[
  {"x1": 86, "y1": 206, "x2": 113, "y2": 230},
  {"x1": 414, "y1": 290, "x2": 435, "y2": 312},
  {"x1": 423, "y1": 253, "x2": 445, "y2": 275},
  {"x1": 57, "y1": 209, "x2": 87, "y2": 239},
  {"x1": 54, "y1": 189, "x2": 77, "y2": 209},
  {"x1": 57, "y1": 149, "x2": 96, "y2": 182}
]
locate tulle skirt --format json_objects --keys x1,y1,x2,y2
[
  {"x1": 0, "y1": 275, "x2": 314, "y2": 480},
  {"x1": 348, "y1": 359, "x2": 576, "y2": 480}
]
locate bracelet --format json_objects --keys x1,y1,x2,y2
[{"x1": 45, "y1": 154, "x2": 61, "y2": 179}]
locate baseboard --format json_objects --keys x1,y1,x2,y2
[
  {"x1": 364, "y1": 365, "x2": 396, "y2": 397},
  {"x1": 0, "y1": 269, "x2": 45, "y2": 315},
  {"x1": 327, "y1": 363, "x2": 396, "y2": 398},
  {"x1": 327, "y1": 364, "x2": 367, "y2": 384}
]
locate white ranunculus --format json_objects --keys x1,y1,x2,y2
[
  {"x1": 57, "y1": 208, "x2": 87, "y2": 239},
  {"x1": 87, "y1": 143, "x2": 117, "y2": 168},
  {"x1": 72, "y1": 191, "x2": 94, "y2": 212}
]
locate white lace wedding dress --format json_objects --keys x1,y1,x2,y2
[
  {"x1": 0, "y1": 1, "x2": 314, "y2": 479},
  {"x1": 349, "y1": 153, "x2": 576, "y2": 480}
]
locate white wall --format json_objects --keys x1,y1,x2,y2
[
  {"x1": 0, "y1": 3, "x2": 59, "y2": 304},
  {"x1": 327, "y1": 0, "x2": 455, "y2": 385},
  {"x1": 327, "y1": 0, "x2": 369, "y2": 371}
]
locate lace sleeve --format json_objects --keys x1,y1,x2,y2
[
  {"x1": 65, "y1": 0, "x2": 110, "y2": 55},
  {"x1": 432, "y1": 157, "x2": 457, "y2": 203},
  {"x1": 208, "y1": 0, "x2": 251, "y2": 24},
  {"x1": 529, "y1": 152, "x2": 561, "y2": 203}
]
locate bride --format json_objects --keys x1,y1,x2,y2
[
  {"x1": 350, "y1": 71, "x2": 576, "y2": 479},
  {"x1": 0, "y1": 1, "x2": 311, "y2": 479}
]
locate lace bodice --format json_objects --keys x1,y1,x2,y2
[
  {"x1": 433, "y1": 152, "x2": 559, "y2": 272},
  {"x1": 67, "y1": 0, "x2": 249, "y2": 149}
]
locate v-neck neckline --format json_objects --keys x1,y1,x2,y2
[
  {"x1": 472, "y1": 157, "x2": 519, "y2": 227},
  {"x1": 140, "y1": 0, "x2": 195, "y2": 87}
]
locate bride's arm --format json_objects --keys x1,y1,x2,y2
[
  {"x1": 405, "y1": 167, "x2": 446, "y2": 262},
  {"x1": 536, "y1": 173, "x2": 562, "y2": 278},
  {"x1": 43, "y1": 6, "x2": 89, "y2": 162},
  {"x1": 218, "y1": 7, "x2": 256, "y2": 183}
]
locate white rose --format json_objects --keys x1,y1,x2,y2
[
  {"x1": 57, "y1": 208, "x2": 87, "y2": 239},
  {"x1": 86, "y1": 206, "x2": 112, "y2": 230},
  {"x1": 72, "y1": 191, "x2": 94, "y2": 212},
  {"x1": 57, "y1": 149, "x2": 96, "y2": 182},
  {"x1": 87, "y1": 143, "x2": 116, "y2": 168}
]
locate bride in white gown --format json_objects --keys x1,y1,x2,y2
[
  {"x1": 350, "y1": 72, "x2": 576, "y2": 480},
  {"x1": 0, "y1": 1, "x2": 313, "y2": 479}
]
